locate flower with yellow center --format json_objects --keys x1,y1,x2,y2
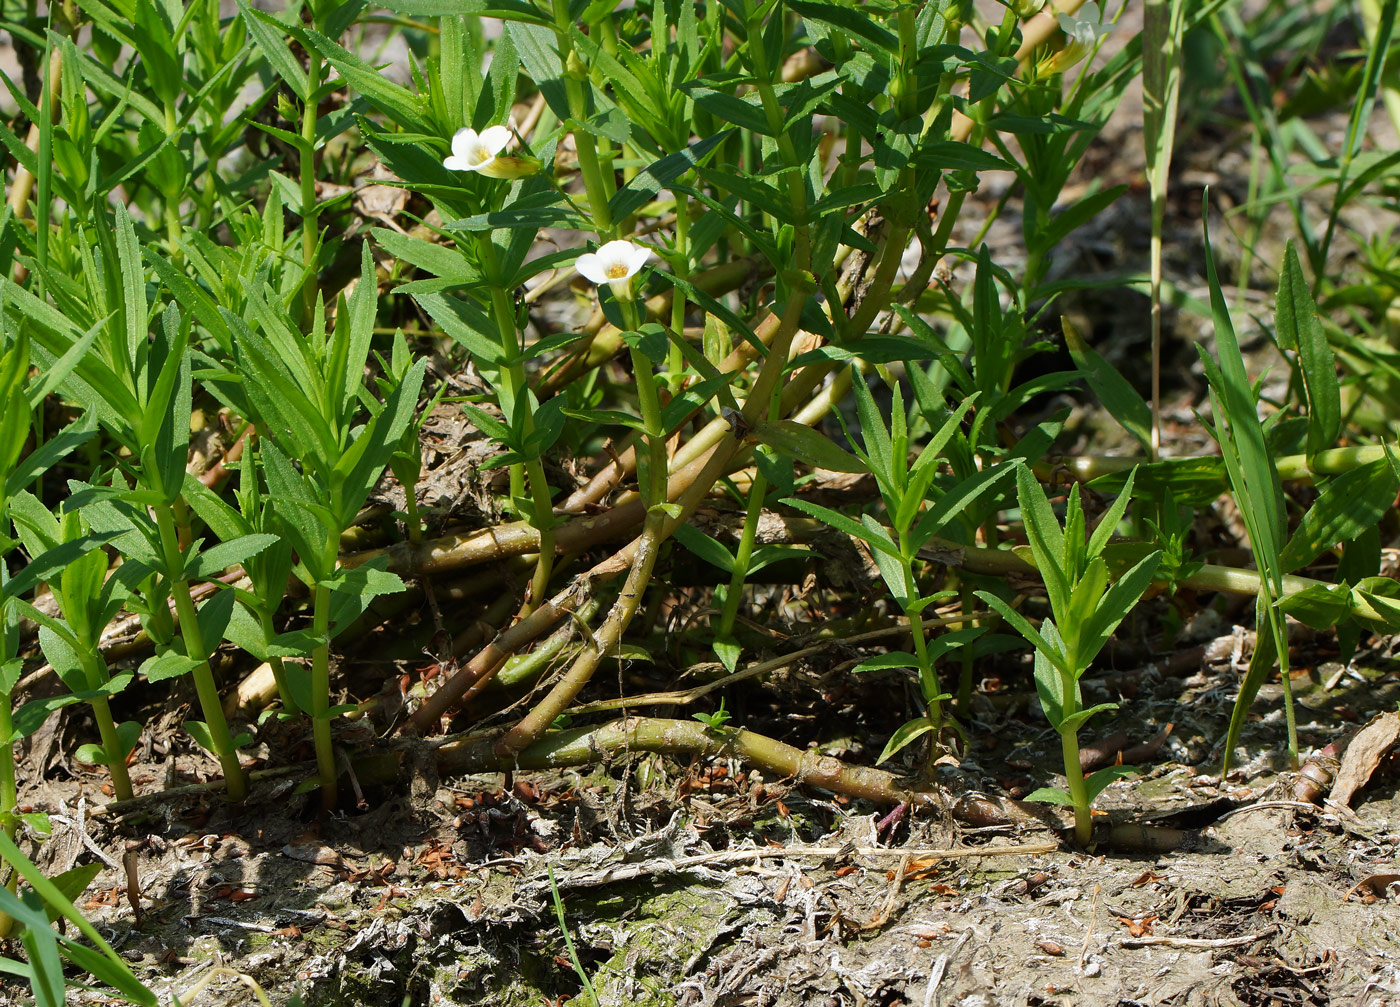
[
  {"x1": 576, "y1": 239, "x2": 653, "y2": 300},
  {"x1": 443, "y1": 125, "x2": 541, "y2": 179}
]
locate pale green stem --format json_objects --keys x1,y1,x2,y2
[
  {"x1": 301, "y1": 51, "x2": 324, "y2": 322},
  {"x1": 621, "y1": 294, "x2": 668, "y2": 508},
  {"x1": 259, "y1": 608, "x2": 301, "y2": 716},
  {"x1": 482, "y1": 240, "x2": 556, "y2": 611},
  {"x1": 156, "y1": 507, "x2": 248, "y2": 801},
  {"x1": 667, "y1": 195, "x2": 691, "y2": 393},
  {"x1": 1061, "y1": 712, "x2": 1092, "y2": 845},
  {"x1": 552, "y1": 0, "x2": 613, "y2": 236},
  {"x1": 311, "y1": 526, "x2": 340, "y2": 812},
  {"x1": 717, "y1": 470, "x2": 767, "y2": 642}
]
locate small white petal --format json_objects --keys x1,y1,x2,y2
[
  {"x1": 576, "y1": 252, "x2": 608, "y2": 285},
  {"x1": 1081, "y1": 2, "x2": 1100, "y2": 20},
  {"x1": 478, "y1": 125, "x2": 512, "y2": 156},
  {"x1": 597, "y1": 240, "x2": 637, "y2": 269},
  {"x1": 625, "y1": 243, "x2": 652, "y2": 274},
  {"x1": 451, "y1": 128, "x2": 480, "y2": 160},
  {"x1": 443, "y1": 154, "x2": 470, "y2": 171},
  {"x1": 1058, "y1": 11, "x2": 1076, "y2": 32}
]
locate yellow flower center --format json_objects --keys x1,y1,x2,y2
[
  {"x1": 606, "y1": 263, "x2": 630, "y2": 279},
  {"x1": 468, "y1": 144, "x2": 493, "y2": 165}
]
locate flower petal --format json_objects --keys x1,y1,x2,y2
[
  {"x1": 451, "y1": 128, "x2": 479, "y2": 160},
  {"x1": 624, "y1": 242, "x2": 652, "y2": 274},
  {"x1": 576, "y1": 252, "x2": 608, "y2": 285},
  {"x1": 444, "y1": 155, "x2": 469, "y2": 171},
  {"x1": 478, "y1": 125, "x2": 512, "y2": 156},
  {"x1": 596, "y1": 239, "x2": 636, "y2": 269}
]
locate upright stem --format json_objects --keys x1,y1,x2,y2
[
  {"x1": 156, "y1": 507, "x2": 248, "y2": 801},
  {"x1": 0, "y1": 695, "x2": 14, "y2": 937},
  {"x1": 311, "y1": 526, "x2": 341, "y2": 811},
  {"x1": 552, "y1": 0, "x2": 613, "y2": 236},
  {"x1": 1269, "y1": 605, "x2": 1299, "y2": 768},
  {"x1": 717, "y1": 470, "x2": 767, "y2": 643},
  {"x1": 162, "y1": 102, "x2": 184, "y2": 263},
  {"x1": 667, "y1": 196, "x2": 691, "y2": 393},
  {"x1": 300, "y1": 51, "x2": 324, "y2": 323},
  {"x1": 482, "y1": 240, "x2": 556, "y2": 611},
  {"x1": 259, "y1": 608, "x2": 302, "y2": 716},
  {"x1": 1061, "y1": 721, "x2": 1091, "y2": 845},
  {"x1": 86, "y1": 690, "x2": 133, "y2": 803}
]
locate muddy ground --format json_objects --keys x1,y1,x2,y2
[{"x1": 24, "y1": 632, "x2": 1400, "y2": 1007}]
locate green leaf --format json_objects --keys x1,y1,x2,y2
[
  {"x1": 753, "y1": 420, "x2": 864, "y2": 473},
  {"x1": 1276, "y1": 582, "x2": 1354, "y2": 631},
  {"x1": 383, "y1": 0, "x2": 552, "y2": 23},
  {"x1": 1280, "y1": 460, "x2": 1399, "y2": 573},
  {"x1": 237, "y1": 1, "x2": 309, "y2": 96},
  {"x1": 1059, "y1": 702, "x2": 1121, "y2": 736},
  {"x1": 302, "y1": 27, "x2": 429, "y2": 132},
  {"x1": 1275, "y1": 242, "x2": 1340, "y2": 457},
  {"x1": 194, "y1": 587, "x2": 237, "y2": 662},
  {"x1": 976, "y1": 590, "x2": 1069, "y2": 677},
  {"x1": 1024, "y1": 786, "x2": 1074, "y2": 806},
  {"x1": 852, "y1": 652, "x2": 920, "y2": 673},
  {"x1": 0, "y1": 832, "x2": 157, "y2": 1006},
  {"x1": 672, "y1": 523, "x2": 735, "y2": 574},
  {"x1": 788, "y1": 0, "x2": 898, "y2": 53},
  {"x1": 140, "y1": 651, "x2": 199, "y2": 683},
  {"x1": 1084, "y1": 763, "x2": 1142, "y2": 802},
  {"x1": 781, "y1": 497, "x2": 902, "y2": 558},
  {"x1": 1063, "y1": 317, "x2": 1151, "y2": 451},
  {"x1": 1014, "y1": 465, "x2": 1069, "y2": 618},
  {"x1": 608, "y1": 131, "x2": 731, "y2": 223},
  {"x1": 1032, "y1": 640, "x2": 1067, "y2": 729},
  {"x1": 414, "y1": 293, "x2": 506, "y2": 365},
  {"x1": 184, "y1": 533, "x2": 282, "y2": 581},
  {"x1": 712, "y1": 637, "x2": 741, "y2": 672},
  {"x1": 1077, "y1": 550, "x2": 1162, "y2": 667},
  {"x1": 876, "y1": 716, "x2": 938, "y2": 764},
  {"x1": 326, "y1": 558, "x2": 408, "y2": 636}
]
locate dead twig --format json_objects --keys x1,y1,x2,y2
[{"x1": 1117, "y1": 930, "x2": 1275, "y2": 950}]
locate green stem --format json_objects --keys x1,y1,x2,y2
[
  {"x1": 667, "y1": 195, "x2": 691, "y2": 393},
  {"x1": 717, "y1": 470, "x2": 767, "y2": 642},
  {"x1": 1061, "y1": 720, "x2": 1091, "y2": 845},
  {"x1": 0, "y1": 696, "x2": 14, "y2": 938},
  {"x1": 156, "y1": 507, "x2": 248, "y2": 801},
  {"x1": 552, "y1": 0, "x2": 613, "y2": 236},
  {"x1": 311, "y1": 527, "x2": 340, "y2": 812},
  {"x1": 87, "y1": 691, "x2": 133, "y2": 803},
  {"x1": 1268, "y1": 604, "x2": 1298, "y2": 768},
  {"x1": 162, "y1": 101, "x2": 183, "y2": 263},
  {"x1": 482, "y1": 239, "x2": 556, "y2": 611},
  {"x1": 619, "y1": 294, "x2": 668, "y2": 509},
  {"x1": 259, "y1": 608, "x2": 302, "y2": 716},
  {"x1": 0, "y1": 702, "x2": 14, "y2": 835},
  {"x1": 745, "y1": 6, "x2": 810, "y2": 268},
  {"x1": 300, "y1": 50, "x2": 324, "y2": 323},
  {"x1": 902, "y1": 553, "x2": 940, "y2": 731},
  {"x1": 955, "y1": 581, "x2": 976, "y2": 713}
]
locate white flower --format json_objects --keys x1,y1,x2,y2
[
  {"x1": 576, "y1": 240, "x2": 652, "y2": 300},
  {"x1": 1057, "y1": 2, "x2": 1112, "y2": 50},
  {"x1": 1047, "y1": 3, "x2": 1112, "y2": 73},
  {"x1": 443, "y1": 125, "x2": 512, "y2": 173}
]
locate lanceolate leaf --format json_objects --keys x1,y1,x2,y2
[
  {"x1": 1280, "y1": 459, "x2": 1399, "y2": 573},
  {"x1": 1275, "y1": 242, "x2": 1340, "y2": 458}
]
